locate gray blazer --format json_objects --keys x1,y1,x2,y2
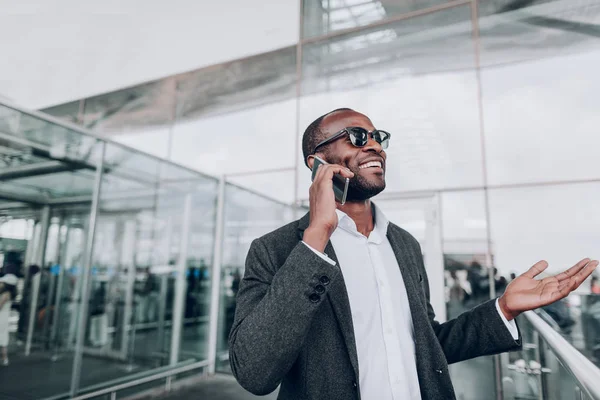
[{"x1": 229, "y1": 212, "x2": 521, "y2": 400}]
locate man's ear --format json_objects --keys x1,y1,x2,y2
[{"x1": 307, "y1": 155, "x2": 315, "y2": 170}]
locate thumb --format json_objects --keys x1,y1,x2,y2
[{"x1": 522, "y1": 260, "x2": 549, "y2": 279}]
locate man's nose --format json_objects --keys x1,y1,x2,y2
[{"x1": 362, "y1": 135, "x2": 383, "y2": 153}]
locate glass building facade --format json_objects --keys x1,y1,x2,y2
[{"x1": 1, "y1": 0, "x2": 599, "y2": 398}]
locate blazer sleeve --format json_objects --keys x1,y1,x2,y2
[
  {"x1": 228, "y1": 239, "x2": 341, "y2": 395},
  {"x1": 415, "y1": 243, "x2": 522, "y2": 364}
]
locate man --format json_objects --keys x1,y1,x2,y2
[{"x1": 229, "y1": 108, "x2": 598, "y2": 399}]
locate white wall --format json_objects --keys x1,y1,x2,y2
[{"x1": 0, "y1": 0, "x2": 299, "y2": 108}]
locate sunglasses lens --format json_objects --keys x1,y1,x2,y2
[
  {"x1": 374, "y1": 130, "x2": 390, "y2": 149},
  {"x1": 348, "y1": 128, "x2": 369, "y2": 147}
]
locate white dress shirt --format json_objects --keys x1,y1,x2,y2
[{"x1": 303, "y1": 204, "x2": 518, "y2": 400}]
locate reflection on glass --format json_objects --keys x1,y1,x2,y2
[
  {"x1": 302, "y1": 5, "x2": 474, "y2": 93},
  {"x1": 175, "y1": 47, "x2": 296, "y2": 121},
  {"x1": 82, "y1": 80, "x2": 176, "y2": 133},
  {"x1": 298, "y1": 6, "x2": 483, "y2": 197},
  {"x1": 0, "y1": 105, "x2": 20, "y2": 134},
  {"x1": 41, "y1": 101, "x2": 82, "y2": 125},
  {"x1": 302, "y1": 0, "x2": 453, "y2": 38},
  {"x1": 81, "y1": 81, "x2": 176, "y2": 160}
]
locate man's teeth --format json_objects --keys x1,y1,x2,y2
[{"x1": 359, "y1": 161, "x2": 382, "y2": 169}]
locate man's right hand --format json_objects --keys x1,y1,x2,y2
[{"x1": 304, "y1": 163, "x2": 354, "y2": 252}]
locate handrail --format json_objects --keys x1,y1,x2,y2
[
  {"x1": 523, "y1": 310, "x2": 600, "y2": 399},
  {"x1": 39, "y1": 359, "x2": 197, "y2": 400},
  {"x1": 70, "y1": 359, "x2": 210, "y2": 400}
]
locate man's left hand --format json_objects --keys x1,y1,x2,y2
[{"x1": 498, "y1": 258, "x2": 599, "y2": 320}]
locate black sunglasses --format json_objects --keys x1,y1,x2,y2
[{"x1": 312, "y1": 127, "x2": 391, "y2": 155}]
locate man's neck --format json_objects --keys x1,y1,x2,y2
[{"x1": 337, "y1": 200, "x2": 374, "y2": 237}]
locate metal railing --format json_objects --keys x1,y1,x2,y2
[
  {"x1": 43, "y1": 359, "x2": 210, "y2": 400},
  {"x1": 504, "y1": 310, "x2": 600, "y2": 400}
]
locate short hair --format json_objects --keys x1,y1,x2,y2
[{"x1": 301, "y1": 108, "x2": 354, "y2": 167}]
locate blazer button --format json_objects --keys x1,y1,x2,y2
[
  {"x1": 315, "y1": 284, "x2": 325, "y2": 294},
  {"x1": 309, "y1": 293, "x2": 321, "y2": 303},
  {"x1": 320, "y1": 275, "x2": 330, "y2": 285},
  {"x1": 352, "y1": 381, "x2": 358, "y2": 389}
]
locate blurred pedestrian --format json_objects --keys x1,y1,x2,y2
[
  {"x1": 0, "y1": 274, "x2": 18, "y2": 365},
  {"x1": 591, "y1": 276, "x2": 600, "y2": 294}
]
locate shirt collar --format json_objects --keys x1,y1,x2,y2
[{"x1": 334, "y1": 202, "x2": 389, "y2": 244}]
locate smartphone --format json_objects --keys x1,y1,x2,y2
[{"x1": 311, "y1": 156, "x2": 350, "y2": 205}]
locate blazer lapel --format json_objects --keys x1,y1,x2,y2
[
  {"x1": 386, "y1": 226, "x2": 441, "y2": 388},
  {"x1": 297, "y1": 212, "x2": 360, "y2": 379},
  {"x1": 386, "y1": 226, "x2": 427, "y2": 316}
]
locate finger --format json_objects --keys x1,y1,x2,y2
[
  {"x1": 556, "y1": 260, "x2": 598, "y2": 294},
  {"x1": 555, "y1": 258, "x2": 592, "y2": 282},
  {"x1": 522, "y1": 260, "x2": 549, "y2": 279},
  {"x1": 316, "y1": 164, "x2": 354, "y2": 180},
  {"x1": 572, "y1": 260, "x2": 599, "y2": 287}
]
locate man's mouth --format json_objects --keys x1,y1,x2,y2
[{"x1": 358, "y1": 160, "x2": 383, "y2": 170}]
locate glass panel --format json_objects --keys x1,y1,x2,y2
[
  {"x1": 17, "y1": 113, "x2": 101, "y2": 163},
  {"x1": 216, "y1": 184, "x2": 295, "y2": 372},
  {"x1": 40, "y1": 101, "x2": 82, "y2": 125},
  {"x1": 576, "y1": 293, "x2": 600, "y2": 367},
  {"x1": 298, "y1": 5, "x2": 481, "y2": 200},
  {"x1": 174, "y1": 47, "x2": 296, "y2": 120},
  {"x1": 0, "y1": 105, "x2": 21, "y2": 134},
  {"x1": 508, "y1": 313, "x2": 595, "y2": 400},
  {"x1": 78, "y1": 142, "x2": 218, "y2": 393},
  {"x1": 171, "y1": 99, "x2": 297, "y2": 176},
  {"x1": 0, "y1": 107, "x2": 102, "y2": 399},
  {"x1": 479, "y1": 0, "x2": 600, "y2": 185},
  {"x1": 82, "y1": 80, "x2": 176, "y2": 133},
  {"x1": 302, "y1": 5, "x2": 475, "y2": 93},
  {"x1": 82, "y1": 80, "x2": 176, "y2": 159},
  {"x1": 441, "y1": 190, "x2": 497, "y2": 400},
  {"x1": 226, "y1": 169, "x2": 296, "y2": 205},
  {"x1": 488, "y1": 183, "x2": 600, "y2": 277},
  {"x1": 303, "y1": 0, "x2": 454, "y2": 38}
]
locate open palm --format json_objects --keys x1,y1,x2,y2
[{"x1": 499, "y1": 258, "x2": 599, "y2": 320}]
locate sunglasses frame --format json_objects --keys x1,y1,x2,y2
[{"x1": 312, "y1": 127, "x2": 391, "y2": 155}]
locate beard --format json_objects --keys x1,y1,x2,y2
[
  {"x1": 323, "y1": 150, "x2": 386, "y2": 201},
  {"x1": 345, "y1": 169, "x2": 386, "y2": 201}
]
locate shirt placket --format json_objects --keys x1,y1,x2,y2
[{"x1": 367, "y1": 240, "x2": 410, "y2": 399}]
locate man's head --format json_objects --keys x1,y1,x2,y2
[{"x1": 302, "y1": 108, "x2": 387, "y2": 202}]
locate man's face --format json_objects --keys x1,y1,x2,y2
[{"x1": 316, "y1": 110, "x2": 386, "y2": 201}]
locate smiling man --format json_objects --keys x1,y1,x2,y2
[{"x1": 228, "y1": 108, "x2": 598, "y2": 400}]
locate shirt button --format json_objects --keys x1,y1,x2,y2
[
  {"x1": 315, "y1": 284, "x2": 325, "y2": 295},
  {"x1": 308, "y1": 293, "x2": 320, "y2": 303}
]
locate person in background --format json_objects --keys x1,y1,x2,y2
[
  {"x1": 591, "y1": 276, "x2": 600, "y2": 295},
  {"x1": 0, "y1": 274, "x2": 18, "y2": 366},
  {"x1": 447, "y1": 270, "x2": 465, "y2": 319}
]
